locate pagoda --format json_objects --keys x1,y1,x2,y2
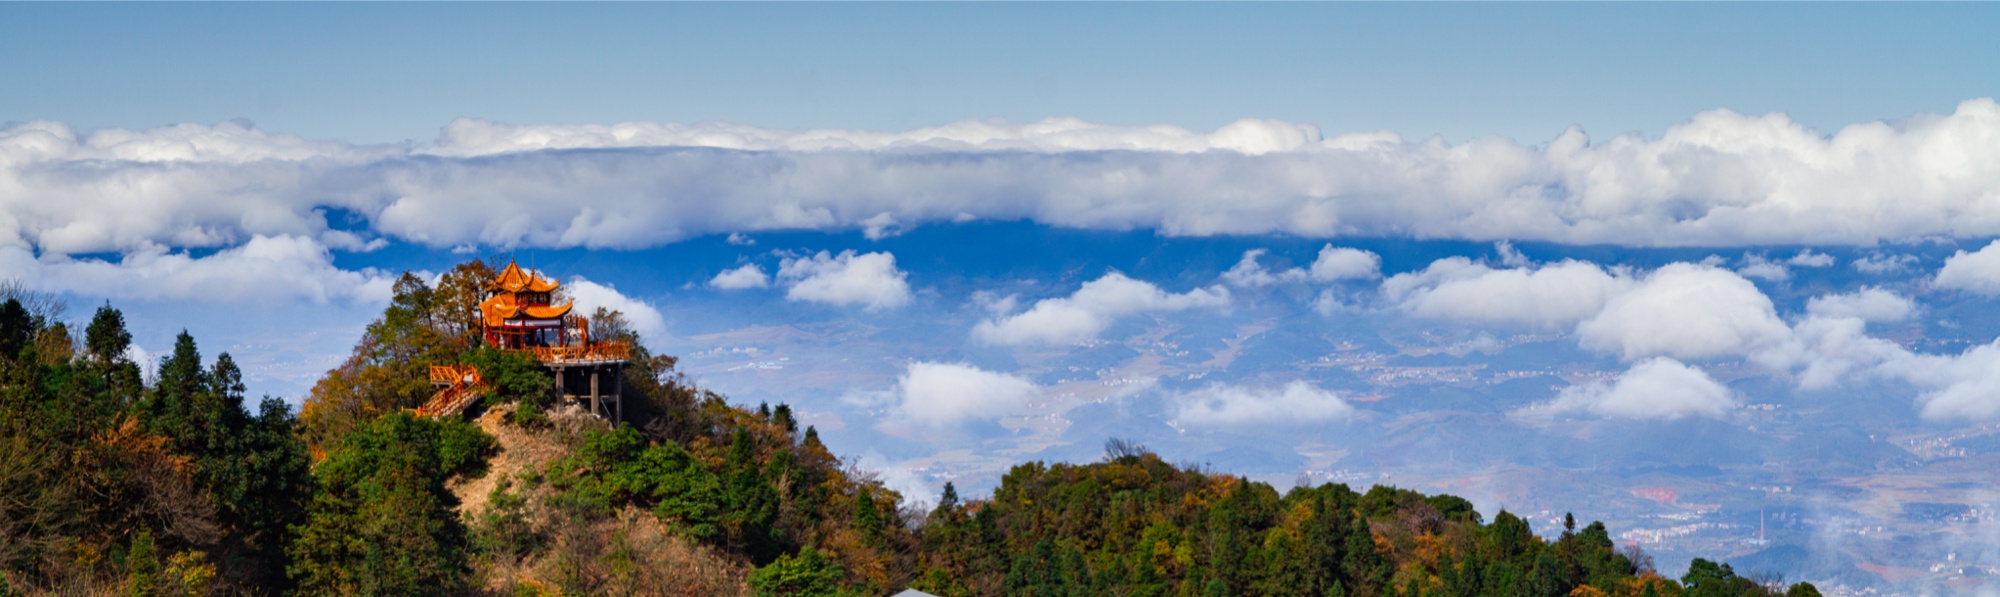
[
  {"x1": 418, "y1": 260, "x2": 633, "y2": 420},
  {"x1": 481, "y1": 260, "x2": 572, "y2": 349}
]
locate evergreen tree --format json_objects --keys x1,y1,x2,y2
[
  {"x1": 0, "y1": 263, "x2": 1821, "y2": 596},
  {"x1": 125, "y1": 529, "x2": 159, "y2": 597},
  {"x1": 724, "y1": 427, "x2": 780, "y2": 561},
  {"x1": 234, "y1": 398, "x2": 312, "y2": 589},
  {"x1": 86, "y1": 303, "x2": 132, "y2": 365},
  {"x1": 1444, "y1": 551, "x2": 1483, "y2": 597},
  {"x1": 146, "y1": 332, "x2": 211, "y2": 449},
  {"x1": 1485, "y1": 510, "x2": 1535, "y2": 564},
  {"x1": 748, "y1": 547, "x2": 845, "y2": 597},
  {"x1": 288, "y1": 414, "x2": 490, "y2": 596},
  {"x1": 1342, "y1": 510, "x2": 1390, "y2": 595},
  {"x1": 1531, "y1": 549, "x2": 1570, "y2": 597},
  {"x1": 939, "y1": 482, "x2": 959, "y2": 510},
  {"x1": 772, "y1": 403, "x2": 797, "y2": 435},
  {"x1": 854, "y1": 488, "x2": 882, "y2": 540},
  {"x1": 0, "y1": 300, "x2": 30, "y2": 360},
  {"x1": 1682, "y1": 558, "x2": 1761, "y2": 597}
]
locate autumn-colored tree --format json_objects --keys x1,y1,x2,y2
[{"x1": 301, "y1": 274, "x2": 467, "y2": 450}]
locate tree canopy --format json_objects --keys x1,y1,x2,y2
[{"x1": 0, "y1": 262, "x2": 1827, "y2": 597}]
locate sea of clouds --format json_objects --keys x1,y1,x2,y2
[{"x1": 7, "y1": 99, "x2": 2000, "y2": 428}]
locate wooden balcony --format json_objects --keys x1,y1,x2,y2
[{"x1": 524, "y1": 342, "x2": 631, "y2": 366}]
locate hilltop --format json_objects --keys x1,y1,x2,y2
[{"x1": 0, "y1": 261, "x2": 1826, "y2": 596}]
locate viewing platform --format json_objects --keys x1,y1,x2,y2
[
  {"x1": 416, "y1": 260, "x2": 633, "y2": 422},
  {"x1": 525, "y1": 342, "x2": 631, "y2": 367}
]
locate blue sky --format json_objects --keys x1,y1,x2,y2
[
  {"x1": 5, "y1": 3, "x2": 1994, "y2": 143},
  {"x1": 6, "y1": 4, "x2": 2000, "y2": 588}
]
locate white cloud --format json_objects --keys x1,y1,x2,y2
[
  {"x1": 891, "y1": 362, "x2": 1041, "y2": 427},
  {"x1": 8, "y1": 99, "x2": 2000, "y2": 259},
  {"x1": 0, "y1": 234, "x2": 394, "y2": 304},
  {"x1": 775, "y1": 250, "x2": 911, "y2": 310},
  {"x1": 708, "y1": 263, "x2": 771, "y2": 290},
  {"x1": 859, "y1": 212, "x2": 905, "y2": 240},
  {"x1": 1575, "y1": 263, "x2": 1793, "y2": 362},
  {"x1": 1790, "y1": 315, "x2": 1912, "y2": 391},
  {"x1": 1797, "y1": 329, "x2": 2000, "y2": 420},
  {"x1": 1935, "y1": 240, "x2": 2000, "y2": 295},
  {"x1": 850, "y1": 451, "x2": 940, "y2": 509},
  {"x1": 1223, "y1": 246, "x2": 1379, "y2": 288},
  {"x1": 1736, "y1": 254, "x2": 1790, "y2": 282},
  {"x1": 1172, "y1": 380, "x2": 1354, "y2": 427},
  {"x1": 1494, "y1": 241, "x2": 1530, "y2": 268},
  {"x1": 125, "y1": 344, "x2": 158, "y2": 382},
  {"x1": 1539, "y1": 357, "x2": 1736, "y2": 420},
  {"x1": 969, "y1": 290, "x2": 1018, "y2": 315},
  {"x1": 1786, "y1": 319, "x2": 2000, "y2": 421},
  {"x1": 1311, "y1": 288, "x2": 1351, "y2": 316},
  {"x1": 1383, "y1": 258, "x2": 1634, "y2": 329},
  {"x1": 422, "y1": 116, "x2": 1325, "y2": 157},
  {"x1": 1221, "y1": 249, "x2": 1305, "y2": 287},
  {"x1": 1551, "y1": 266, "x2": 1911, "y2": 393},
  {"x1": 973, "y1": 273, "x2": 1229, "y2": 345},
  {"x1": 1309, "y1": 245, "x2": 1381, "y2": 281},
  {"x1": 1748, "y1": 285, "x2": 2000, "y2": 407},
  {"x1": 565, "y1": 277, "x2": 668, "y2": 343},
  {"x1": 1786, "y1": 249, "x2": 1834, "y2": 268},
  {"x1": 1854, "y1": 253, "x2": 1919, "y2": 274},
  {"x1": 0, "y1": 120, "x2": 397, "y2": 256},
  {"x1": 1878, "y1": 342, "x2": 2000, "y2": 421},
  {"x1": 1806, "y1": 287, "x2": 1916, "y2": 322}
]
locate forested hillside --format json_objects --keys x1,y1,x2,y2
[{"x1": 0, "y1": 263, "x2": 1823, "y2": 596}]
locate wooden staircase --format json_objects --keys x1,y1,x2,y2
[{"x1": 417, "y1": 365, "x2": 487, "y2": 418}]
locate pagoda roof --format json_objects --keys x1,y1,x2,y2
[
  {"x1": 490, "y1": 260, "x2": 561, "y2": 293},
  {"x1": 480, "y1": 293, "x2": 573, "y2": 327},
  {"x1": 522, "y1": 303, "x2": 573, "y2": 319}
]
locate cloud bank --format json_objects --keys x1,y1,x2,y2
[
  {"x1": 0, "y1": 234, "x2": 394, "y2": 305},
  {"x1": 1376, "y1": 255, "x2": 2000, "y2": 423},
  {"x1": 6, "y1": 99, "x2": 2000, "y2": 265}
]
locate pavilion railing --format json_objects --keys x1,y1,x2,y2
[
  {"x1": 525, "y1": 342, "x2": 631, "y2": 365},
  {"x1": 430, "y1": 364, "x2": 480, "y2": 386}
]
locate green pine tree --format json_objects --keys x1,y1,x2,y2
[{"x1": 125, "y1": 529, "x2": 159, "y2": 597}]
